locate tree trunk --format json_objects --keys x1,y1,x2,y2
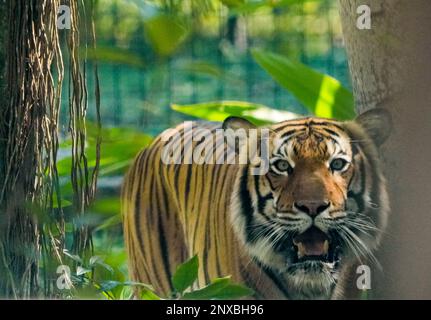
[{"x1": 339, "y1": 0, "x2": 431, "y2": 299}]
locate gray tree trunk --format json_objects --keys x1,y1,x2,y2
[{"x1": 339, "y1": 0, "x2": 431, "y2": 299}]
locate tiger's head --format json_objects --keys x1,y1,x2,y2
[{"x1": 225, "y1": 108, "x2": 392, "y2": 299}]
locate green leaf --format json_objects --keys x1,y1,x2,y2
[
  {"x1": 122, "y1": 281, "x2": 155, "y2": 292},
  {"x1": 144, "y1": 14, "x2": 190, "y2": 57},
  {"x1": 251, "y1": 49, "x2": 355, "y2": 120},
  {"x1": 99, "y1": 280, "x2": 121, "y2": 292},
  {"x1": 89, "y1": 255, "x2": 102, "y2": 267},
  {"x1": 140, "y1": 289, "x2": 162, "y2": 300},
  {"x1": 172, "y1": 255, "x2": 199, "y2": 294},
  {"x1": 63, "y1": 249, "x2": 83, "y2": 264},
  {"x1": 181, "y1": 277, "x2": 231, "y2": 300},
  {"x1": 220, "y1": 0, "x2": 245, "y2": 8},
  {"x1": 208, "y1": 284, "x2": 254, "y2": 299},
  {"x1": 94, "y1": 215, "x2": 122, "y2": 232},
  {"x1": 119, "y1": 286, "x2": 134, "y2": 300},
  {"x1": 171, "y1": 101, "x2": 299, "y2": 125},
  {"x1": 179, "y1": 60, "x2": 224, "y2": 78},
  {"x1": 51, "y1": 193, "x2": 72, "y2": 209},
  {"x1": 76, "y1": 266, "x2": 92, "y2": 276},
  {"x1": 57, "y1": 124, "x2": 153, "y2": 182},
  {"x1": 89, "y1": 198, "x2": 121, "y2": 216},
  {"x1": 89, "y1": 256, "x2": 114, "y2": 273},
  {"x1": 228, "y1": 0, "x2": 318, "y2": 15},
  {"x1": 83, "y1": 46, "x2": 145, "y2": 68}
]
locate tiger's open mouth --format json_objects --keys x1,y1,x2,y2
[{"x1": 289, "y1": 226, "x2": 342, "y2": 267}]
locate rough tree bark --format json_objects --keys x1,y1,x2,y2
[
  {"x1": 0, "y1": 0, "x2": 100, "y2": 298},
  {"x1": 339, "y1": 0, "x2": 431, "y2": 299},
  {"x1": 0, "y1": 0, "x2": 64, "y2": 298}
]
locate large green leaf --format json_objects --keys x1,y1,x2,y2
[
  {"x1": 172, "y1": 255, "x2": 199, "y2": 294},
  {"x1": 172, "y1": 101, "x2": 299, "y2": 125},
  {"x1": 252, "y1": 49, "x2": 355, "y2": 120}
]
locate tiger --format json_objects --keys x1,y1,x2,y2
[{"x1": 121, "y1": 108, "x2": 391, "y2": 300}]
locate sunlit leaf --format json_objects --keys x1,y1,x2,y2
[
  {"x1": 76, "y1": 266, "x2": 92, "y2": 276},
  {"x1": 172, "y1": 255, "x2": 199, "y2": 294},
  {"x1": 141, "y1": 289, "x2": 162, "y2": 300},
  {"x1": 119, "y1": 286, "x2": 134, "y2": 300},
  {"x1": 252, "y1": 49, "x2": 355, "y2": 120},
  {"x1": 172, "y1": 100, "x2": 299, "y2": 125},
  {"x1": 89, "y1": 256, "x2": 101, "y2": 267}
]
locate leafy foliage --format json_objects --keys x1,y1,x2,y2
[
  {"x1": 144, "y1": 13, "x2": 190, "y2": 56},
  {"x1": 226, "y1": 0, "x2": 319, "y2": 15},
  {"x1": 172, "y1": 256, "x2": 254, "y2": 300},
  {"x1": 58, "y1": 253, "x2": 252, "y2": 300},
  {"x1": 252, "y1": 49, "x2": 355, "y2": 120},
  {"x1": 172, "y1": 255, "x2": 199, "y2": 294},
  {"x1": 172, "y1": 100, "x2": 299, "y2": 125}
]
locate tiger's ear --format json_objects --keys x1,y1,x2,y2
[
  {"x1": 222, "y1": 116, "x2": 257, "y2": 154},
  {"x1": 355, "y1": 108, "x2": 392, "y2": 146},
  {"x1": 222, "y1": 116, "x2": 256, "y2": 131}
]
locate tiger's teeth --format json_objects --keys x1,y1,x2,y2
[
  {"x1": 297, "y1": 243, "x2": 306, "y2": 258},
  {"x1": 323, "y1": 240, "x2": 329, "y2": 254}
]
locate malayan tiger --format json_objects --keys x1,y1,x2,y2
[{"x1": 121, "y1": 108, "x2": 391, "y2": 299}]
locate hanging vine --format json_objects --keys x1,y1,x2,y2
[{"x1": 0, "y1": 0, "x2": 101, "y2": 298}]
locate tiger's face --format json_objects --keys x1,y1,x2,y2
[{"x1": 225, "y1": 109, "x2": 391, "y2": 299}]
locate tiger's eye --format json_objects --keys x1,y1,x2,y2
[
  {"x1": 274, "y1": 159, "x2": 293, "y2": 174},
  {"x1": 330, "y1": 158, "x2": 348, "y2": 171}
]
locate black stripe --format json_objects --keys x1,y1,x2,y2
[
  {"x1": 347, "y1": 156, "x2": 366, "y2": 213},
  {"x1": 280, "y1": 129, "x2": 301, "y2": 139},
  {"x1": 157, "y1": 215, "x2": 172, "y2": 288},
  {"x1": 254, "y1": 174, "x2": 274, "y2": 214},
  {"x1": 310, "y1": 121, "x2": 344, "y2": 131},
  {"x1": 351, "y1": 142, "x2": 359, "y2": 157},
  {"x1": 319, "y1": 128, "x2": 340, "y2": 138},
  {"x1": 134, "y1": 151, "x2": 149, "y2": 252},
  {"x1": 321, "y1": 127, "x2": 340, "y2": 137},
  {"x1": 183, "y1": 164, "x2": 193, "y2": 209},
  {"x1": 239, "y1": 166, "x2": 258, "y2": 243},
  {"x1": 259, "y1": 262, "x2": 290, "y2": 298}
]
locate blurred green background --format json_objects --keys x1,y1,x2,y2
[
  {"x1": 62, "y1": 0, "x2": 350, "y2": 132},
  {"x1": 55, "y1": 0, "x2": 354, "y2": 299}
]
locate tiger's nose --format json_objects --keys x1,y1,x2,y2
[{"x1": 293, "y1": 200, "x2": 330, "y2": 217}]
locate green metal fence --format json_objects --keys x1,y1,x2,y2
[{"x1": 63, "y1": 0, "x2": 350, "y2": 135}]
